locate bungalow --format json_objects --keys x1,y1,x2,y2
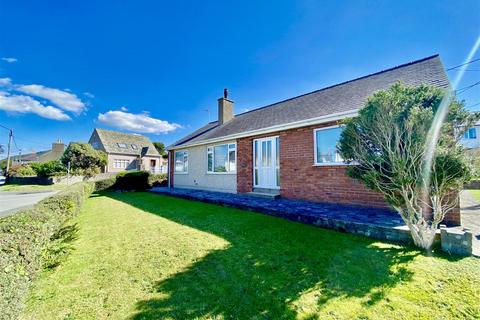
[
  {"x1": 167, "y1": 55, "x2": 458, "y2": 224},
  {"x1": 9, "y1": 139, "x2": 65, "y2": 164},
  {"x1": 89, "y1": 128, "x2": 167, "y2": 173}
]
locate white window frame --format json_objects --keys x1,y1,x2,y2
[
  {"x1": 174, "y1": 150, "x2": 189, "y2": 174},
  {"x1": 464, "y1": 127, "x2": 477, "y2": 140},
  {"x1": 313, "y1": 125, "x2": 349, "y2": 166},
  {"x1": 206, "y1": 142, "x2": 237, "y2": 174},
  {"x1": 113, "y1": 159, "x2": 130, "y2": 169}
]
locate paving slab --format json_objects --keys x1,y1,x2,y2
[
  {"x1": 150, "y1": 187, "x2": 413, "y2": 244},
  {"x1": 460, "y1": 190, "x2": 480, "y2": 256}
]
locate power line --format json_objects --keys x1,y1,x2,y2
[
  {"x1": 0, "y1": 123, "x2": 11, "y2": 131},
  {"x1": 448, "y1": 69, "x2": 480, "y2": 72},
  {"x1": 12, "y1": 135, "x2": 20, "y2": 151},
  {"x1": 467, "y1": 102, "x2": 480, "y2": 109},
  {"x1": 446, "y1": 58, "x2": 480, "y2": 71},
  {"x1": 456, "y1": 80, "x2": 480, "y2": 95}
]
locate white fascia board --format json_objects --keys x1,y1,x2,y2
[{"x1": 168, "y1": 109, "x2": 358, "y2": 150}]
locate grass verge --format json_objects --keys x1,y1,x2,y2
[
  {"x1": 469, "y1": 189, "x2": 480, "y2": 202},
  {"x1": 0, "y1": 183, "x2": 66, "y2": 193}
]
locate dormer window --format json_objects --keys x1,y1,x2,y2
[
  {"x1": 131, "y1": 144, "x2": 138, "y2": 150},
  {"x1": 117, "y1": 143, "x2": 128, "y2": 148}
]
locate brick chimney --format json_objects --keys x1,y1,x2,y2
[
  {"x1": 218, "y1": 88, "x2": 234, "y2": 125},
  {"x1": 52, "y1": 139, "x2": 65, "y2": 154}
]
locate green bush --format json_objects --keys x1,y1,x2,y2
[
  {"x1": 0, "y1": 182, "x2": 94, "y2": 320},
  {"x1": 115, "y1": 171, "x2": 150, "y2": 191},
  {"x1": 94, "y1": 177, "x2": 117, "y2": 191},
  {"x1": 61, "y1": 142, "x2": 106, "y2": 176},
  {"x1": 31, "y1": 160, "x2": 67, "y2": 177},
  {"x1": 148, "y1": 173, "x2": 167, "y2": 187},
  {"x1": 8, "y1": 164, "x2": 36, "y2": 177}
]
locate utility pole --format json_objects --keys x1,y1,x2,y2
[{"x1": 5, "y1": 129, "x2": 12, "y2": 176}]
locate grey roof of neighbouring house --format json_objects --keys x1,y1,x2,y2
[
  {"x1": 8, "y1": 150, "x2": 50, "y2": 162},
  {"x1": 93, "y1": 128, "x2": 160, "y2": 156},
  {"x1": 171, "y1": 55, "x2": 449, "y2": 148}
]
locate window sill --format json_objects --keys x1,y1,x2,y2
[
  {"x1": 206, "y1": 172, "x2": 237, "y2": 175},
  {"x1": 174, "y1": 172, "x2": 189, "y2": 175},
  {"x1": 313, "y1": 162, "x2": 353, "y2": 167}
]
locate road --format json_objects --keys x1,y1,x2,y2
[
  {"x1": 460, "y1": 190, "x2": 480, "y2": 256},
  {"x1": 0, "y1": 190, "x2": 58, "y2": 218}
]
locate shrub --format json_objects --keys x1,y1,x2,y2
[
  {"x1": 94, "y1": 177, "x2": 117, "y2": 191},
  {"x1": 8, "y1": 164, "x2": 36, "y2": 177},
  {"x1": 149, "y1": 173, "x2": 167, "y2": 187},
  {"x1": 115, "y1": 171, "x2": 150, "y2": 191},
  {"x1": 61, "y1": 142, "x2": 107, "y2": 175},
  {"x1": 0, "y1": 182, "x2": 94, "y2": 320},
  {"x1": 31, "y1": 160, "x2": 67, "y2": 177}
]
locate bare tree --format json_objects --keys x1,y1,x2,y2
[{"x1": 338, "y1": 83, "x2": 479, "y2": 250}]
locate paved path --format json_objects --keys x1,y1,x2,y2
[
  {"x1": 0, "y1": 190, "x2": 58, "y2": 218},
  {"x1": 460, "y1": 190, "x2": 480, "y2": 256},
  {"x1": 150, "y1": 187, "x2": 412, "y2": 243}
]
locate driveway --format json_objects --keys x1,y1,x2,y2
[
  {"x1": 0, "y1": 190, "x2": 58, "y2": 218},
  {"x1": 460, "y1": 190, "x2": 480, "y2": 256}
]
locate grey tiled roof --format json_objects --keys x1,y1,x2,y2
[
  {"x1": 95, "y1": 129, "x2": 160, "y2": 156},
  {"x1": 9, "y1": 150, "x2": 50, "y2": 162},
  {"x1": 171, "y1": 55, "x2": 449, "y2": 148}
]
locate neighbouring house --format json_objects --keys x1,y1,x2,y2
[
  {"x1": 460, "y1": 121, "x2": 480, "y2": 150},
  {"x1": 167, "y1": 55, "x2": 460, "y2": 225},
  {"x1": 10, "y1": 139, "x2": 65, "y2": 164},
  {"x1": 89, "y1": 128, "x2": 167, "y2": 174}
]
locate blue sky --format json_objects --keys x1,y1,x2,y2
[{"x1": 0, "y1": 0, "x2": 479, "y2": 155}]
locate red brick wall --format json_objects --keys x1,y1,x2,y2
[{"x1": 237, "y1": 121, "x2": 389, "y2": 208}]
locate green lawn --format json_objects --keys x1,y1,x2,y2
[
  {"x1": 469, "y1": 189, "x2": 480, "y2": 202},
  {"x1": 23, "y1": 192, "x2": 480, "y2": 319},
  {"x1": 0, "y1": 183, "x2": 65, "y2": 192}
]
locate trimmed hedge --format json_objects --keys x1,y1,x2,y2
[
  {"x1": 149, "y1": 173, "x2": 168, "y2": 187},
  {"x1": 94, "y1": 176, "x2": 117, "y2": 191},
  {"x1": 0, "y1": 182, "x2": 95, "y2": 320},
  {"x1": 115, "y1": 171, "x2": 151, "y2": 191}
]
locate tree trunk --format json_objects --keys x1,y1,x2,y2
[{"x1": 395, "y1": 206, "x2": 437, "y2": 250}]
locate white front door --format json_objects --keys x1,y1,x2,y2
[{"x1": 253, "y1": 136, "x2": 279, "y2": 189}]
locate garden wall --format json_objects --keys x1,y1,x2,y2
[{"x1": 8, "y1": 173, "x2": 116, "y2": 186}]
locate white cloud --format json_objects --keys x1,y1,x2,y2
[
  {"x1": 0, "y1": 78, "x2": 12, "y2": 86},
  {"x1": 0, "y1": 91, "x2": 71, "y2": 121},
  {"x1": 84, "y1": 91, "x2": 95, "y2": 98},
  {"x1": 120, "y1": 106, "x2": 128, "y2": 111},
  {"x1": 97, "y1": 110, "x2": 181, "y2": 134},
  {"x1": 17, "y1": 84, "x2": 85, "y2": 114},
  {"x1": 2, "y1": 57, "x2": 17, "y2": 63}
]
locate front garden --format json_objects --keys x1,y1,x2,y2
[{"x1": 20, "y1": 191, "x2": 480, "y2": 319}]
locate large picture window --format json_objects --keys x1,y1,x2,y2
[
  {"x1": 314, "y1": 126, "x2": 344, "y2": 165},
  {"x1": 207, "y1": 143, "x2": 236, "y2": 173},
  {"x1": 174, "y1": 150, "x2": 188, "y2": 173}
]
